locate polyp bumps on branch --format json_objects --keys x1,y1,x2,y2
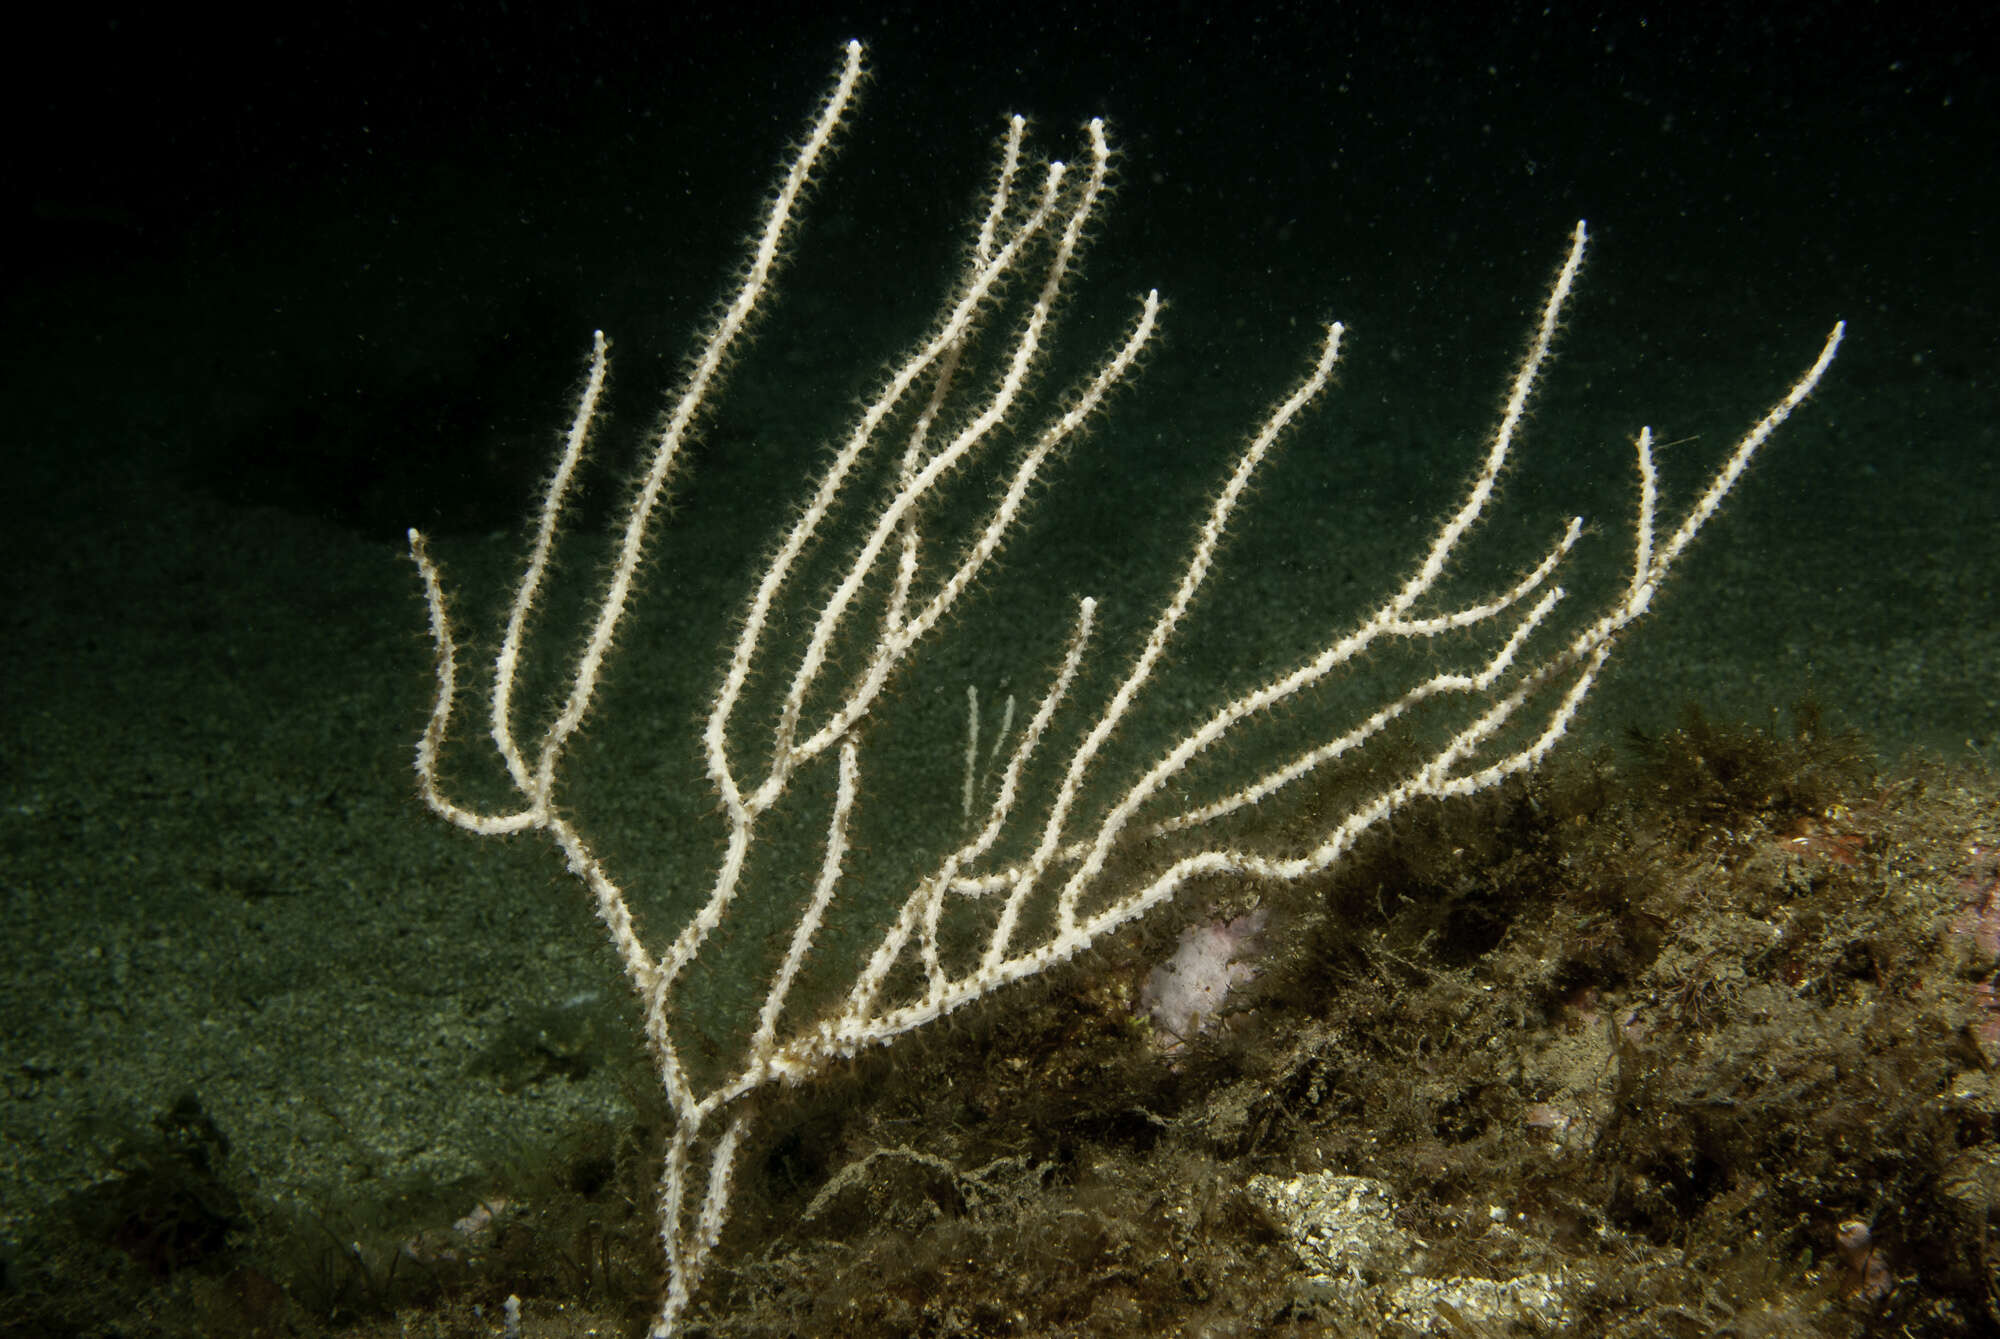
[{"x1": 405, "y1": 39, "x2": 1841, "y2": 1337}]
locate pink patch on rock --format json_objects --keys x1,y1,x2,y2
[{"x1": 1139, "y1": 907, "x2": 1269, "y2": 1053}]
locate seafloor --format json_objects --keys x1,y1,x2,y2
[{"x1": 6, "y1": 7, "x2": 1996, "y2": 1337}]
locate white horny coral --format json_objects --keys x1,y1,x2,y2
[{"x1": 405, "y1": 38, "x2": 1842, "y2": 1337}]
